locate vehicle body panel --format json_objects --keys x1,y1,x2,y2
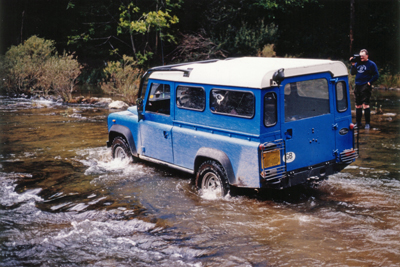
[{"x1": 107, "y1": 57, "x2": 358, "y2": 190}]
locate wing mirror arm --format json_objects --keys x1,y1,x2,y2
[{"x1": 136, "y1": 98, "x2": 144, "y2": 121}]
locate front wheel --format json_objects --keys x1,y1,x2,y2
[
  {"x1": 195, "y1": 160, "x2": 230, "y2": 197},
  {"x1": 111, "y1": 136, "x2": 132, "y2": 162}
]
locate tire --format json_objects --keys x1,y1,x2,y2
[
  {"x1": 195, "y1": 160, "x2": 230, "y2": 197},
  {"x1": 111, "y1": 136, "x2": 132, "y2": 161}
]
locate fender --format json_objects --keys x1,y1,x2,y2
[
  {"x1": 108, "y1": 124, "x2": 137, "y2": 156},
  {"x1": 194, "y1": 148, "x2": 236, "y2": 185}
]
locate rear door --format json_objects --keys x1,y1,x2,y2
[
  {"x1": 333, "y1": 79, "x2": 354, "y2": 153},
  {"x1": 280, "y1": 73, "x2": 336, "y2": 171}
]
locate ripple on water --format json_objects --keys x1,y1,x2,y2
[{"x1": 0, "y1": 173, "x2": 203, "y2": 266}]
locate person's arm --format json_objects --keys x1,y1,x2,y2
[{"x1": 369, "y1": 62, "x2": 379, "y2": 85}]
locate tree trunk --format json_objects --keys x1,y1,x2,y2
[
  {"x1": 21, "y1": 10, "x2": 25, "y2": 43},
  {"x1": 349, "y1": 0, "x2": 355, "y2": 54}
]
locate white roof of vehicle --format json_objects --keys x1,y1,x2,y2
[{"x1": 149, "y1": 57, "x2": 348, "y2": 89}]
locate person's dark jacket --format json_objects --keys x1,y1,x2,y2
[{"x1": 351, "y1": 60, "x2": 379, "y2": 86}]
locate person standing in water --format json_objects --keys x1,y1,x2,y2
[{"x1": 350, "y1": 49, "x2": 379, "y2": 129}]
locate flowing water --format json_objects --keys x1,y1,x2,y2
[{"x1": 0, "y1": 92, "x2": 399, "y2": 266}]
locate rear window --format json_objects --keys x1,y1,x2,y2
[
  {"x1": 210, "y1": 89, "x2": 254, "y2": 118},
  {"x1": 336, "y1": 81, "x2": 348, "y2": 112},
  {"x1": 284, "y1": 78, "x2": 330, "y2": 122},
  {"x1": 264, "y1": 92, "x2": 277, "y2": 127}
]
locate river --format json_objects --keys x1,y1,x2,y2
[{"x1": 0, "y1": 91, "x2": 399, "y2": 266}]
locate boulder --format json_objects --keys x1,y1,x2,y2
[
  {"x1": 109, "y1": 100, "x2": 129, "y2": 109},
  {"x1": 97, "y1": 98, "x2": 113, "y2": 104}
]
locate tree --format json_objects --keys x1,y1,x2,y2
[
  {"x1": 67, "y1": 0, "x2": 182, "y2": 67},
  {"x1": 179, "y1": 0, "x2": 317, "y2": 57}
]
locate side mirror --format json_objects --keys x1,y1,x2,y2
[{"x1": 136, "y1": 98, "x2": 144, "y2": 121}]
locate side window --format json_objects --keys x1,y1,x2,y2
[
  {"x1": 176, "y1": 86, "x2": 205, "y2": 111},
  {"x1": 336, "y1": 81, "x2": 348, "y2": 112},
  {"x1": 210, "y1": 89, "x2": 254, "y2": 118},
  {"x1": 145, "y1": 83, "x2": 170, "y2": 115},
  {"x1": 264, "y1": 92, "x2": 277, "y2": 127},
  {"x1": 284, "y1": 78, "x2": 330, "y2": 122}
]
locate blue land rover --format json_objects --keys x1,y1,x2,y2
[{"x1": 107, "y1": 57, "x2": 358, "y2": 196}]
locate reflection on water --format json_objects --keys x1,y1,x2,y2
[{"x1": 0, "y1": 93, "x2": 399, "y2": 266}]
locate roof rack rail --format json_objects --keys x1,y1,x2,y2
[{"x1": 138, "y1": 59, "x2": 221, "y2": 97}]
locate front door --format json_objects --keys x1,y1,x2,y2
[
  {"x1": 281, "y1": 74, "x2": 336, "y2": 171},
  {"x1": 140, "y1": 81, "x2": 174, "y2": 163}
]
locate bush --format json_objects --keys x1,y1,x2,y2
[
  {"x1": 3, "y1": 36, "x2": 55, "y2": 95},
  {"x1": 257, "y1": 44, "x2": 276, "y2": 57},
  {"x1": 2, "y1": 35, "x2": 82, "y2": 100},
  {"x1": 40, "y1": 52, "x2": 82, "y2": 101},
  {"x1": 0, "y1": 55, "x2": 6, "y2": 94},
  {"x1": 376, "y1": 72, "x2": 400, "y2": 89},
  {"x1": 101, "y1": 55, "x2": 142, "y2": 105}
]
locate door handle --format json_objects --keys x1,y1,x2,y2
[
  {"x1": 285, "y1": 129, "x2": 293, "y2": 139},
  {"x1": 163, "y1": 131, "x2": 169, "y2": 139}
]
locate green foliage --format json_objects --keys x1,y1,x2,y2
[
  {"x1": 67, "y1": 0, "x2": 182, "y2": 67},
  {"x1": 376, "y1": 72, "x2": 400, "y2": 89},
  {"x1": 101, "y1": 55, "x2": 142, "y2": 105},
  {"x1": 40, "y1": 52, "x2": 82, "y2": 101},
  {"x1": 2, "y1": 36, "x2": 82, "y2": 100},
  {"x1": 224, "y1": 21, "x2": 277, "y2": 56},
  {"x1": 195, "y1": 0, "x2": 283, "y2": 56},
  {"x1": 254, "y1": 0, "x2": 318, "y2": 12},
  {"x1": 3, "y1": 36, "x2": 56, "y2": 94}
]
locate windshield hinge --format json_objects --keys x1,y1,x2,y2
[
  {"x1": 330, "y1": 78, "x2": 338, "y2": 84},
  {"x1": 332, "y1": 123, "x2": 338, "y2": 130}
]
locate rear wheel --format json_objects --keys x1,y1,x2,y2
[
  {"x1": 195, "y1": 160, "x2": 230, "y2": 197},
  {"x1": 111, "y1": 136, "x2": 132, "y2": 161}
]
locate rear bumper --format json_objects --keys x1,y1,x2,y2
[{"x1": 261, "y1": 159, "x2": 352, "y2": 190}]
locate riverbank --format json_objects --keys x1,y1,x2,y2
[{"x1": 0, "y1": 93, "x2": 129, "y2": 110}]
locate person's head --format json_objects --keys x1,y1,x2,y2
[{"x1": 360, "y1": 49, "x2": 369, "y2": 61}]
